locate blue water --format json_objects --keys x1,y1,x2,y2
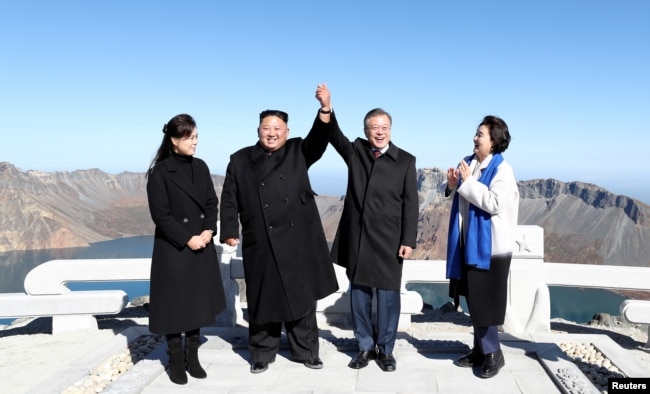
[
  {"x1": 67, "y1": 281, "x2": 150, "y2": 298},
  {"x1": 0, "y1": 236, "x2": 630, "y2": 325},
  {"x1": 407, "y1": 283, "x2": 628, "y2": 324},
  {"x1": 0, "y1": 236, "x2": 154, "y2": 325}
]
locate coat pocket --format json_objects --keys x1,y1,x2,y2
[{"x1": 299, "y1": 188, "x2": 318, "y2": 204}]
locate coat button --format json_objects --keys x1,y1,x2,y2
[
  {"x1": 280, "y1": 174, "x2": 286, "y2": 180},
  {"x1": 263, "y1": 203, "x2": 269, "y2": 209},
  {"x1": 268, "y1": 226, "x2": 273, "y2": 231},
  {"x1": 260, "y1": 181, "x2": 265, "y2": 187},
  {"x1": 284, "y1": 197, "x2": 290, "y2": 203},
  {"x1": 183, "y1": 218, "x2": 189, "y2": 223},
  {"x1": 200, "y1": 214, "x2": 205, "y2": 219}
]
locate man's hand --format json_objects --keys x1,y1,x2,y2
[
  {"x1": 398, "y1": 245, "x2": 413, "y2": 259},
  {"x1": 315, "y1": 83, "x2": 331, "y2": 111},
  {"x1": 224, "y1": 237, "x2": 240, "y2": 247}
]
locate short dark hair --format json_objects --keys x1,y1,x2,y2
[
  {"x1": 480, "y1": 115, "x2": 511, "y2": 153},
  {"x1": 259, "y1": 109, "x2": 288, "y2": 125},
  {"x1": 363, "y1": 108, "x2": 392, "y2": 129}
]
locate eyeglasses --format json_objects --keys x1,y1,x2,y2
[{"x1": 367, "y1": 125, "x2": 391, "y2": 132}]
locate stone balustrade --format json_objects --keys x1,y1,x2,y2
[{"x1": 2, "y1": 224, "x2": 650, "y2": 337}]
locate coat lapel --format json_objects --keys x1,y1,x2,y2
[
  {"x1": 252, "y1": 143, "x2": 287, "y2": 181},
  {"x1": 384, "y1": 142, "x2": 399, "y2": 161},
  {"x1": 164, "y1": 158, "x2": 204, "y2": 210}
]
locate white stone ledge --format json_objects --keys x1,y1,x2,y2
[
  {"x1": 24, "y1": 258, "x2": 151, "y2": 295},
  {"x1": 620, "y1": 300, "x2": 650, "y2": 348},
  {"x1": 0, "y1": 290, "x2": 128, "y2": 318},
  {"x1": 620, "y1": 299, "x2": 650, "y2": 324}
]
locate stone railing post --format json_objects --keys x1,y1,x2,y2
[
  {"x1": 214, "y1": 243, "x2": 242, "y2": 327},
  {"x1": 502, "y1": 225, "x2": 550, "y2": 334}
]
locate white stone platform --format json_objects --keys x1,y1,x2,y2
[{"x1": 11, "y1": 324, "x2": 648, "y2": 394}]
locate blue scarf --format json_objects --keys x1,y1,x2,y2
[{"x1": 446, "y1": 153, "x2": 503, "y2": 280}]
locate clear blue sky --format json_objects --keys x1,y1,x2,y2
[{"x1": 2, "y1": 1, "x2": 649, "y2": 202}]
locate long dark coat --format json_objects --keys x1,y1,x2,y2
[
  {"x1": 147, "y1": 155, "x2": 226, "y2": 334},
  {"x1": 329, "y1": 113, "x2": 419, "y2": 290},
  {"x1": 219, "y1": 114, "x2": 339, "y2": 324}
]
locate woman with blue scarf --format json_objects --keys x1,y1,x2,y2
[{"x1": 444, "y1": 116, "x2": 519, "y2": 379}]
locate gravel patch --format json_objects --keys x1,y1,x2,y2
[{"x1": 61, "y1": 334, "x2": 162, "y2": 394}]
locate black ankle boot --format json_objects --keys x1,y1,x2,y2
[
  {"x1": 185, "y1": 334, "x2": 207, "y2": 379},
  {"x1": 166, "y1": 337, "x2": 188, "y2": 385}
]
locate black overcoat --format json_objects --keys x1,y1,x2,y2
[
  {"x1": 329, "y1": 113, "x2": 419, "y2": 290},
  {"x1": 147, "y1": 155, "x2": 226, "y2": 334},
  {"x1": 219, "y1": 113, "x2": 339, "y2": 324}
]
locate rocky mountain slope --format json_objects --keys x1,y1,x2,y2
[
  {"x1": 0, "y1": 162, "x2": 222, "y2": 252},
  {"x1": 1, "y1": 162, "x2": 648, "y2": 267},
  {"x1": 518, "y1": 179, "x2": 649, "y2": 265},
  {"x1": 413, "y1": 169, "x2": 650, "y2": 266}
]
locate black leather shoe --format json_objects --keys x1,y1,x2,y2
[
  {"x1": 377, "y1": 353, "x2": 396, "y2": 372},
  {"x1": 480, "y1": 350, "x2": 505, "y2": 378},
  {"x1": 348, "y1": 350, "x2": 377, "y2": 369},
  {"x1": 303, "y1": 358, "x2": 324, "y2": 369},
  {"x1": 455, "y1": 347, "x2": 484, "y2": 368},
  {"x1": 250, "y1": 361, "x2": 269, "y2": 374}
]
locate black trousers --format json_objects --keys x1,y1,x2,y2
[{"x1": 248, "y1": 304, "x2": 319, "y2": 363}]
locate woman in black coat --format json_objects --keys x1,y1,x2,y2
[{"x1": 146, "y1": 114, "x2": 226, "y2": 385}]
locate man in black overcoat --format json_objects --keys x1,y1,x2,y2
[
  {"x1": 322, "y1": 84, "x2": 419, "y2": 372},
  {"x1": 219, "y1": 87, "x2": 338, "y2": 374}
]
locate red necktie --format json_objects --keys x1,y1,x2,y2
[{"x1": 373, "y1": 150, "x2": 381, "y2": 159}]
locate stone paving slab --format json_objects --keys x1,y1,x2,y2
[
  {"x1": 26, "y1": 326, "x2": 149, "y2": 394},
  {"x1": 26, "y1": 326, "x2": 650, "y2": 393},
  {"x1": 133, "y1": 328, "x2": 563, "y2": 393}
]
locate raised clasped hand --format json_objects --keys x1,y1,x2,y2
[{"x1": 315, "y1": 82, "x2": 330, "y2": 108}]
